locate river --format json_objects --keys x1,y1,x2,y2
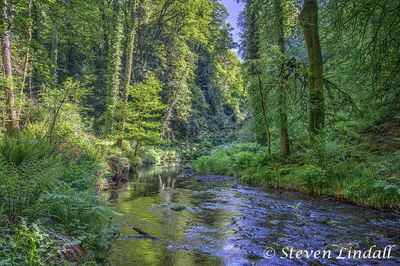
[{"x1": 104, "y1": 165, "x2": 400, "y2": 266}]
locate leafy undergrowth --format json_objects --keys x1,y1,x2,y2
[
  {"x1": 193, "y1": 141, "x2": 400, "y2": 209},
  {"x1": 95, "y1": 139, "x2": 181, "y2": 171},
  {"x1": 0, "y1": 133, "x2": 115, "y2": 265},
  {"x1": 361, "y1": 112, "x2": 400, "y2": 154}
]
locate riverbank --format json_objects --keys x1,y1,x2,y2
[
  {"x1": 0, "y1": 121, "x2": 191, "y2": 265},
  {"x1": 0, "y1": 131, "x2": 116, "y2": 265},
  {"x1": 193, "y1": 143, "x2": 400, "y2": 209},
  {"x1": 0, "y1": 125, "x2": 200, "y2": 265}
]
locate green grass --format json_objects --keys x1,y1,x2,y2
[{"x1": 193, "y1": 143, "x2": 400, "y2": 209}]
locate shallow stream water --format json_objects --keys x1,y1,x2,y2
[{"x1": 105, "y1": 165, "x2": 400, "y2": 266}]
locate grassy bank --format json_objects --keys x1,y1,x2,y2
[{"x1": 193, "y1": 141, "x2": 400, "y2": 209}]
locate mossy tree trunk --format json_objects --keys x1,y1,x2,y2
[
  {"x1": 246, "y1": 0, "x2": 272, "y2": 155},
  {"x1": 274, "y1": 0, "x2": 290, "y2": 157},
  {"x1": 117, "y1": 0, "x2": 137, "y2": 148},
  {"x1": 105, "y1": 0, "x2": 124, "y2": 134},
  {"x1": 299, "y1": 0, "x2": 325, "y2": 137}
]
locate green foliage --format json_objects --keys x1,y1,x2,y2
[
  {"x1": 123, "y1": 73, "x2": 166, "y2": 144},
  {"x1": 321, "y1": 0, "x2": 400, "y2": 110},
  {"x1": 192, "y1": 143, "x2": 264, "y2": 175},
  {"x1": 138, "y1": 146, "x2": 180, "y2": 166},
  {"x1": 0, "y1": 135, "x2": 59, "y2": 220},
  {"x1": 232, "y1": 151, "x2": 254, "y2": 171},
  {"x1": 0, "y1": 133, "x2": 114, "y2": 265},
  {"x1": 295, "y1": 165, "x2": 327, "y2": 195},
  {"x1": 2, "y1": 1, "x2": 400, "y2": 264},
  {"x1": 0, "y1": 221, "x2": 59, "y2": 266},
  {"x1": 104, "y1": 0, "x2": 124, "y2": 134}
]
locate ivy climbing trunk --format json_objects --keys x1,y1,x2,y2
[
  {"x1": 274, "y1": 0, "x2": 290, "y2": 157},
  {"x1": 2, "y1": 0, "x2": 19, "y2": 135},
  {"x1": 246, "y1": 0, "x2": 272, "y2": 152},
  {"x1": 299, "y1": 0, "x2": 325, "y2": 137},
  {"x1": 105, "y1": 0, "x2": 124, "y2": 134},
  {"x1": 117, "y1": 0, "x2": 137, "y2": 148}
]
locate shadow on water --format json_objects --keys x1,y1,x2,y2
[{"x1": 104, "y1": 165, "x2": 400, "y2": 266}]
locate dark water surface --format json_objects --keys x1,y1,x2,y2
[{"x1": 105, "y1": 165, "x2": 400, "y2": 266}]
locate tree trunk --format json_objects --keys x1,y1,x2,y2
[
  {"x1": 122, "y1": 27, "x2": 134, "y2": 102},
  {"x1": 117, "y1": 0, "x2": 137, "y2": 148},
  {"x1": 256, "y1": 72, "x2": 272, "y2": 158},
  {"x1": 246, "y1": 0, "x2": 272, "y2": 150},
  {"x1": 18, "y1": 0, "x2": 33, "y2": 118},
  {"x1": 2, "y1": 0, "x2": 19, "y2": 135},
  {"x1": 133, "y1": 140, "x2": 141, "y2": 157},
  {"x1": 162, "y1": 87, "x2": 179, "y2": 140},
  {"x1": 104, "y1": 0, "x2": 124, "y2": 134},
  {"x1": 274, "y1": 0, "x2": 290, "y2": 157},
  {"x1": 51, "y1": 27, "x2": 59, "y2": 85},
  {"x1": 299, "y1": 0, "x2": 325, "y2": 136}
]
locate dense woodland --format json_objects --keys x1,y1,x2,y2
[{"x1": 0, "y1": 0, "x2": 399, "y2": 264}]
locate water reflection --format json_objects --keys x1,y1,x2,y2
[{"x1": 105, "y1": 165, "x2": 400, "y2": 266}]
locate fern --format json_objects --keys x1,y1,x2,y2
[{"x1": 0, "y1": 133, "x2": 114, "y2": 265}]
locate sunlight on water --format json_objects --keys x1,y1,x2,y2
[{"x1": 105, "y1": 165, "x2": 400, "y2": 266}]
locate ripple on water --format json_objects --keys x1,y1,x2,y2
[{"x1": 105, "y1": 165, "x2": 400, "y2": 266}]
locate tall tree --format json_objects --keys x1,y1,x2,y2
[
  {"x1": 274, "y1": 0, "x2": 290, "y2": 157},
  {"x1": 243, "y1": 0, "x2": 272, "y2": 155},
  {"x1": 104, "y1": 0, "x2": 124, "y2": 134},
  {"x1": 2, "y1": 0, "x2": 19, "y2": 134},
  {"x1": 299, "y1": 0, "x2": 324, "y2": 137},
  {"x1": 19, "y1": 0, "x2": 33, "y2": 107},
  {"x1": 122, "y1": 0, "x2": 137, "y2": 103},
  {"x1": 117, "y1": 0, "x2": 137, "y2": 147}
]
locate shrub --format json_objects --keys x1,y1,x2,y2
[
  {"x1": 295, "y1": 165, "x2": 327, "y2": 195},
  {"x1": 192, "y1": 156, "x2": 211, "y2": 174},
  {"x1": 232, "y1": 151, "x2": 254, "y2": 172},
  {"x1": 0, "y1": 135, "x2": 61, "y2": 221}
]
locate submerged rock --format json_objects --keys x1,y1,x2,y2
[
  {"x1": 170, "y1": 205, "x2": 186, "y2": 212},
  {"x1": 326, "y1": 219, "x2": 341, "y2": 226},
  {"x1": 321, "y1": 217, "x2": 341, "y2": 226}
]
